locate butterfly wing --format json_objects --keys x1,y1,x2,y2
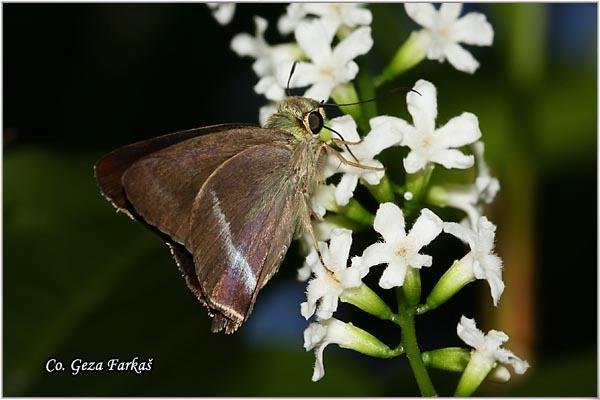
[
  {"x1": 96, "y1": 125, "x2": 298, "y2": 332},
  {"x1": 95, "y1": 123, "x2": 254, "y2": 218},
  {"x1": 120, "y1": 127, "x2": 291, "y2": 243},
  {"x1": 186, "y1": 142, "x2": 301, "y2": 333}
]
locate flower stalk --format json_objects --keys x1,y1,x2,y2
[{"x1": 396, "y1": 287, "x2": 437, "y2": 397}]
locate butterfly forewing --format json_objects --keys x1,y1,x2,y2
[
  {"x1": 121, "y1": 128, "x2": 291, "y2": 243},
  {"x1": 95, "y1": 124, "x2": 255, "y2": 217},
  {"x1": 187, "y1": 143, "x2": 299, "y2": 333}
]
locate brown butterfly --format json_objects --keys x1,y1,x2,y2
[{"x1": 95, "y1": 96, "x2": 378, "y2": 333}]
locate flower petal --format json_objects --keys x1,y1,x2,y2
[
  {"x1": 452, "y1": 12, "x2": 494, "y2": 46},
  {"x1": 333, "y1": 27, "x2": 373, "y2": 63},
  {"x1": 477, "y1": 216, "x2": 497, "y2": 252},
  {"x1": 359, "y1": 160, "x2": 385, "y2": 185},
  {"x1": 457, "y1": 315, "x2": 487, "y2": 350},
  {"x1": 208, "y1": 3, "x2": 236, "y2": 25},
  {"x1": 361, "y1": 242, "x2": 391, "y2": 268},
  {"x1": 430, "y1": 149, "x2": 474, "y2": 170},
  {"x1": 334, "y1": 173, "x2": 359, "y2": 206},
  {"x1": 407, "y1": 208, "x2": 443, "y2": 251},
  {"x1": 297, "y1": 262, "x2": 312, "y2": 282},
  {"x1": 230, "y1": 33, "x2": 259, "y2": 57},
  {"x1": 315, "y1": 293, "x2": 341, "y2": 320},
  {"x1": 295, "y1": 19, "x2": 335, "y2": 64},
  {"x1": 304, "y1": 81, "x2": 337, "y2": 102},
  {"x1": 330, "y1": 115, "x2": 360, "y2": 142},
  {"x1": 258, "y1": 103, "x2": 277, "y2": 126},
  {"x1": 444, "y1": 221, "x2": 478, "y2": 250},
  {"x1": 434, "y1": 112, "x2": 482, "y2": 148},
  {"x1": 478, "y1": 254, "x2": 504, "y2": 306},
  {"x1": 403, "y1": 150, "x2": 429, "y2": 173},
  {"x1": 374, "y1": 202, "x2": 406, "y2": 243},
  {"x1": 254, "y1": 76, "x2": 285, "y2": 101},
  {"x1": 408, "y1": 253, "x2": 433, "y2": 269},
  {"x1": 312, "y1": 342, "x2": 328, "y2": 381},
  {"x1": 439, "y1": 3, "x2": 462, "y2": 25},
  {"x1": 328, "y1": 228, "x2": 353, "y2": 273},
  {"x1": 379, "y1": 260, "x2": 408, "y2": 289},
  {"x1": 358, "y1": 118, "x2": 403, "y2": 158},
  {"x1": 444, "y1": 42, "x2": 480, "y2": 73},
  {"x1": 277, "y1": 3, "x2": 306, "y2": 35},
  {"x1": 407, "y1": 79, "x2": 437, "y2": 134},
  {"x1": 304, "y1": 321, "x2": 327, "y2": 350},
  {"x1": 404, "y1": 3, "x2": 438, "y2": 29}
]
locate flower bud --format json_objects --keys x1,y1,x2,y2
[
  {"x1": 341, "y1": 283, "x2": 395, "y2": 322},
  {"x1": 402, "y1": 268, "x2": 422, "y2": 307},
  {"x1": 375, "y1": 31, "x2": 428, "y2": 86},
  {"x1": 422, "y1": 347, "x2": 511, "y2": 384},
  {"x1": 421, "y1": 256, "x2": 475, "y2": 313}
]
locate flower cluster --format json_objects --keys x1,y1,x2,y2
[{"x1": 216, "y1": 2, "x2": 528, "y2": 396}]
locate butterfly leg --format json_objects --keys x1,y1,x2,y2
[{"x1": 299, "y1": 190, "x2": 327, "y2": 267}]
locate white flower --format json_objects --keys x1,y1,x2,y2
[
  {"x1": 431, "y1": 141, "x2": 500, "y2": 227},
  {"x1": 207, "y1": 3, "x2": 236, "y2": 25},
  {"x1": 304, "y1": 318, "x2": 350, "y2": 381},
  {"x1": 473, "y1": 141, "x2": 500, "y2": 204},
  {"x1": 311, "y1": 184, "x2": 338, "y2": 218},
  {"x1": 231, "y1": 16, "x2": 300, "y2": 96},
  {"x1": 300, "y1": 228, "x2": 369, "y2": 319},
  {"x1": 324, "y1": 115, "x2": 402, "y2": 206},
  {"x1": 297, "y1": 218, "x2": 340, "y2": 279},
  {"x1": 362, "y1": 203, "x2": 443, "y2": 289},
  {"x1": 405, "y1": 3, "x2": 493, "y2": 73},
  {"x1": 397, "y1": 79, "x2": 481, "y2": 173},
  {"x1": 278, "y1": 20, "x2": 373, "y2": 101},
  {"x1": 278, "y1": 3, "x2": 372, "y2": 36},
  {"x1": 457, "y1": 316, "x2": 529, "y2": 374},
  {"x1": 444, "y1": 216, "x2": 504, "y2": 305}
]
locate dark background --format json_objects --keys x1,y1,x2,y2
[{"x1": 4, "y1": 3, "x2": 597, "y2": 396}]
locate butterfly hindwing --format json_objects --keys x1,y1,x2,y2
[{"x1": 186, "y1": 142, "x2": 300, "y2": 333}]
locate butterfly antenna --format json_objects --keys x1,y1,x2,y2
[
  {"x1": 285, "y1": 61, "x2": 298, "y2": 97},
  {"x1": 321, "y1": 86, "x2": 421, "y2": 107},
  {"x1": 323, "y1": 125, "x2": 360, "y2": 163}
]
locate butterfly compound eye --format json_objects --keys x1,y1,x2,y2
[{"x1": 308, "y1": 111, "x2": 323, "y2": 134}]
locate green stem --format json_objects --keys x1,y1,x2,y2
[
  {"x1": 337, "y1": 198, "x2": 375, "y2": 226},
  {"x1": 396, "y1": 287, "x2": 437, "y2": 397},
  {"x1": 363, "y1": 175, "x2": 396, "y2": 204}
]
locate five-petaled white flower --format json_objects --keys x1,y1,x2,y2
[
  {"x1": 444, "y1": 216, "x2": 504, "y2": 305},
  {"x1": 397, "y1": 79, "x2": 481, "y2": 174},
  {"x1": 362, "y1": 202, "x2": 443, "y2": 289},
  {"x1": 433, "y1": 141, "x2": 500, "y2": 227},
  {"x1": 278, "y1": 19, "x2": 373, "y2": 101},
  {"x1": 324, "y1": 115, "x2": 402, "y2": 206},
  {"x1": 457, "y1": 316, "x2": 529, "y2": 375},
  {"x1": 300, "y1": 228, "x2": 368, "y2": 319},
  {"x1": 207, "y1": 3, "x2": 236, "y2": 26},
  {"x1": 278, "y1": 3, "x2": 372, "y2": 36},
  {"x1": 405, "y1": 3, "x2": 494, "y2": 73},
  {"x1": 231, "y1": 16, "x2": 301, "y2": 101}
]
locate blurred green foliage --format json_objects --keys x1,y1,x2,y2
[{"x1": 4, "y1": 3, "x2": 596, "y2": 396}]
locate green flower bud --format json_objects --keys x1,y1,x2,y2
[
  {"x1": 341, "y1": 283, "x2": 396, "y2": 322},
  {"x1": 375, "y1": 31, "x2": 427, "y2": 86},
  {"x1": 420, "y1": 255, "x2": 475, "y2": 313},
  {"x1": 423, "y1": 347, "x2": 511, "y2": 384}
]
